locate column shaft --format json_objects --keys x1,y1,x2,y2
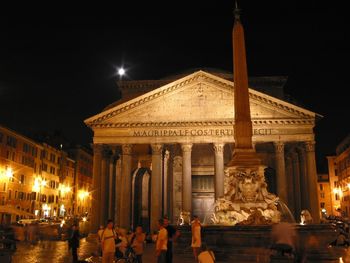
[
  {"x1": 181, "y1": 143, "x2": 193, "y2": 213},
  {"x1": 292, "y1": 151, "x2": 301, "y2": 220},
  {"x1": 120, "y1": 144, "x2": 133, "y2": 229},
  {"x1": 115, "y1": 158, "x2": 122, "y2": 226},
  {"x1": 108, "y1": 155, "x2": 116, "y2": 221},
  {"x1": 91, "y1": 144, "x2": 102, "y2": 232},
  {"x1": 213, "y1": 143, "x2": 225, "y2": 199},
  {"x1": 151, "y1": 144, "x2": 163, "y2": 233},
  {"x1": 274, "y1": 142, "x2": 288, "y2": 203},
  {"x1": 305, "y1": 141, "x2": 320, "y2": 223}
]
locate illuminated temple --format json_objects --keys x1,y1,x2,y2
[{"x1": 85, "y1": 68, "x2": 320, "y2": 232}]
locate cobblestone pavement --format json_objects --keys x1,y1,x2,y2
[{"x1": 10, "y1": 239, "x2": 196, "y2": 263}]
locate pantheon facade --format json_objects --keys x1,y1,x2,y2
[{"x1": 85, "y1": 69, "x2": 320, "y2": 232}]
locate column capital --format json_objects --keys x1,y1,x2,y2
[
  {"x1": 213, "y1": 143, "x2": 225, "y2": 154},
  {"x1": 181, "y1": 143, "x2": 193, "y2": 152},
  {"x1": 274, "y1": 141, "x2": 285, "y2": 153},
  {"x1": 122, "y1": 144, "x2": 133, "y2": 155},
  {"x1": 93, "y1": 144, "x2": 103, "y2": 155},
  {"x1": 151, "y1": 144, "x2": 163, "y2": 154},
  {"x1": 305, "y1": 141, "x2": 315, "y2": 152}
]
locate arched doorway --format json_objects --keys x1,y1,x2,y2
[{"x1": 131, "y1": 168, "x2": 151, "y2": 233}]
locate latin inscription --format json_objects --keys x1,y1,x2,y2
[{"x1": 132, "y1": 128, "x2": 273, "y2": 137}]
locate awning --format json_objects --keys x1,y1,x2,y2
[{"x1": 0, "y1": 205, "x2": 35, "y2": 217}]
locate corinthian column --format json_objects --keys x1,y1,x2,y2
[
  {"x1": 181, "y1": 143, "x2": 193, "y2": 214},
  {"x1": 274, "y1": 142, "x2": 288, "y2": 203},
  {"x1": 305, "y1": 141, "x2": 320, "y2": 223},
  {"x1": 120, "y1": 144, "x2": 133, "y2": 229},
  {"x1": 151, "y1": 144, "x2": 163, "y2": 233},
  {"x1": 213, "y1": 143, "x2": 225, "y2": 199},
  {"x1": 91, "y1": 144, "x2": 102, "y2": 232}
]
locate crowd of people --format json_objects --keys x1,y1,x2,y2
[{"x1": 68, "y1": 214, "x2": 215, "y2": 263}]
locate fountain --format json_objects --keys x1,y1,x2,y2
[{"x1": 210, "y1": 166, "x2": 281, "y2": 226}]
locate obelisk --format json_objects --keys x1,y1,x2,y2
[{"x1": 228, "y1": 5, "x2": 261, "y2": 167}]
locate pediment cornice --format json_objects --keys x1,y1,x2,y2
[
  {"x1": 85, "y1": 71, "x2": 316, "y2": 127},
  {"x1": 89, "y1": 118, "x2": 315, "y2": 128}
]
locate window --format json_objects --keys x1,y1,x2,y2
[
  {"x1": 20, "y1": 174, "x2": 25, "y2": 184},
  {"x1": 320, "y1": 193, "x2": 325, "y2": 198},
  {"x1": 42, "y1": 163, "x2": 48, "y2": 172},
  {"x1": 336, "y1": 193, "x2": 339, "y2": 200},
  {"x1": 320, "y1": 202, "x2": 325, "y2": 208},
  {"x1": 334, "y1": 181, "x2": 338, "y2": 188},
  {"x1": 319, "y1": 184, "x2": 323, "y2": 191},
  {"x1": 50, "y1": 153, "x2": 56, "y2": 163},
  {"x1": 6, "y1": 136, "x2": 17, "y2": 148},
  {"x1": 49, "y1": 166, "x2": 55, "y2": 175},
  {"x1": 8, "y1": 190, "x2": 12, "y2": 200}
]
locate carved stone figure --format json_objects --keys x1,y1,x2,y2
[{"x1": 211, "y1": 166, "x2": 280, "y2": 226}]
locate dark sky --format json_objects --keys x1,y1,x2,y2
[{"x1": 0, "y1": 2, "x2": 349, "y2": 172}]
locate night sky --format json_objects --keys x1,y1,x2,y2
[{"x1": 0, "y1": 2, "x2": 349, "y2": 172}]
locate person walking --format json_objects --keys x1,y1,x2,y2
[
  {"x1": 163, "y1": 215, "x2": 180, "y2": 263},
  {"x1": 130, "y1": 225, "x2": 146, "y2": 263},
  {"x1": 191, "y1": 215, "x2": 202, "y2": 261},
  {"x1": 68, "y1": 223, "x2": 80, "y2": 263},
  {"x1": 101, "y1": 219, "x2": 117, "y2": 263},
  {"x1": 156, "y1": 218, "x2": 168, "y2": 263}
]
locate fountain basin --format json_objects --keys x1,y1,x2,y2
[{"x1": 174, "y1": 224, "x2": 344, "y2": 262}]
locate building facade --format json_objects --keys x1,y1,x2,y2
[
  {"x1": 317, "y1": 173, "x2": 333, "y2": 219},
  {"x1": 327, "y1": 134, "x2": 350, "y2": 217},
  {"x1": 67, "y1": 146, "x2": 93, "y2": 217},
  {"x1": 0, "y1": 125, "x2": 92, "y2": 223},
  {"x1": 85, "y1": 69, "x2": 320, "y2": 232}
]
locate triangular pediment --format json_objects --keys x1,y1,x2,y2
[{"x1": 85, "y1": 71, "x2": 317, "y2": 128}]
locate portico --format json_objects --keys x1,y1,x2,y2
[{"x1": 85, "y1": 70, "x2": 319, "y2": 232}]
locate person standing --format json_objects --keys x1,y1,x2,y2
[
  {"x1": 101, "y1": 219, "x2": 117, "y2": 263},
  {"x1": 156, "y1": 219, "x2": 168, "y2": 263},
  {"x1": 97, "y1": 225, "x2": 104, "y2": 256},
  {"x1": 68, "y1": 223, "x2": 80, "y2": 263},
  {"x1": 130, "y1": 225, "x2": 146, "y2": 263},
  {"x1": 163, "y1": 215, "x2": 180, "y2": 263},
  {"x1": 191, "y1": 215, "x2": 202, "y2": 261}
]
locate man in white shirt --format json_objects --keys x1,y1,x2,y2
[
  {"x1": 156, "y1": 219, "x2": 168, "y2": 263},
  {"x1": 101, "y1": 219, "x2": 117, "y2": 263}
]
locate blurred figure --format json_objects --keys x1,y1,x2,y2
[
  {"x1": 97, "y1": 225, "x2": 104, "y2": 256},
  {"x1": 116, "y1": 228, "x2": 128, "y2": 256},
  {"x1": 130, "y1": 225, "x2": 146, "y2": 263},
  {"x1": 191, "y1": 215, "x2": 202, "y2": 261},
  {"x1": 68, "y1": 223, "x2": 80, "y2": 263},
  {"x1": 156, "y1": 218, "x2": 168, "y2": 263},
  {"x1": 270, "y1": 221, "x2": 297, "y2": 258},
  {"x1": 101, "y1": 219, "x2": 117, "y2": 263},
  {"x1": 163, "y1": 215, "x2": 180, "y2": 263},
  {"x1": 198, "y1": 243, "x2": 215, "y2": 263}
]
